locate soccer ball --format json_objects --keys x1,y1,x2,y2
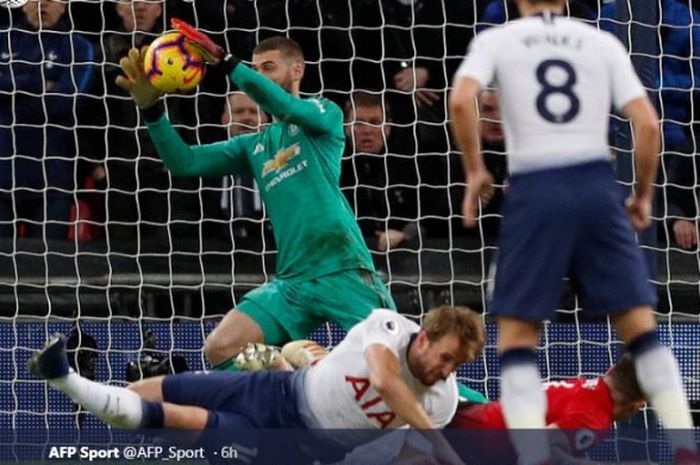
[{"x1": 143, "y1": 32, "x2": 206, "y2": 93}]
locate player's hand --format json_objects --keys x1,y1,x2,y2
[
  {"x1": 673, "y1": 219, "x2": 698, "y2": 249},
  {"x1": 171, "y1": 17, "x2": 226, "y2": 65},
  {"x1": 462, "y1": 169, "x2": 494, "y2": 228},
  {"x1": 625, "y1": 194, "x2": 652, "y2": 232},
  {"x1": 115, "y1": 47, "x2": 162, "y2": 109}
]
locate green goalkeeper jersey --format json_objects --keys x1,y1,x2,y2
[{"x1": 145, "y1": 64, "x2": 375, "y2": 280}]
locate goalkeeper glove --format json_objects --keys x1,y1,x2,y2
[
  {"x1": 234, "y1": 342, "x2": 292, "y2": 371},
  {"x1": 114, "y1": 47, "x2": 162, "y2": 110},
  {"x1": 281, "y1": 340, "x2": 328, "y2": 368},
  {"x1": 171, "y1": 18, "x2": 240, "y2": 75}
]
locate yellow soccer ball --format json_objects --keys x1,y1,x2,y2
[{"x1": 143, "y1": 31, "x2": 205, "y2": 93}]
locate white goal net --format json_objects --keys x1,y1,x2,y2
[{"x1": 1, "y1": 0, "x2": 698, "y2": 453}]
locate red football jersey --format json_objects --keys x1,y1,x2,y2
[{"x1": 448, "y1": 377, "x2": 614, "y2": 454}]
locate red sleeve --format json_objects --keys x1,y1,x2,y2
[
  {"x1": 554, "y1": 379, "x2": 613, "y2": 430},
  {"x1": 549, "y1": 378, "x2": 614, "y2": 453}
]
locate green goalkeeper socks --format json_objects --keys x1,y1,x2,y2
[{"x1": 457, "y1": 382, "x2": 488, "y2": 403}]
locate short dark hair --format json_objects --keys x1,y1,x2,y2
[
  {"x1": 343, "y1": 91, "x2": 391, "y2": 121},
  {"x1": 609, "y1": 353, "x2": 644, "y2": 402},
  {"x1": 253, "y1": 36, "x2": 304, "y2": 62},
  {"x1": 422, "y1": 305, "x2": 485, "y2": 362}
]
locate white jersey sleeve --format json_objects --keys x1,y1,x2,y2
[
  {"x1": 361, "y1": 309, "x2": 408, "y2": 357},
  {"x1": 455, "y1": 30, "x2": 498, "y2": 87},
  {"x1": 604, "y1": 33, "x2": 646, "y2": 111}
]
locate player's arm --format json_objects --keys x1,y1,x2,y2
[
  {"x1": 115, "y1": 48, "x2": 252, "y2": 177},
  {"x1": 365, "y1": 345, "x2": 463, "y2": 465},
  {"x1": 607, "y1": 35, "x2": 660, "y2": 231},
  {"x1": 145, "y1": 115, "x2": 252, "y2": 177},
  {"x1": 169, "y1": 18, "x2": 340, "y2": 135},
  {"x1": 621, "y1": 96, "x2": 660, "y2": 230},
  {"x1": 449, "y1": 77, "x2": 494, "y2": 228},
  {"x1": 449, "y1": 77, "x2": 484, "y2": 179},
  {"x1": 365, "y1": 343, "x2": 436, "y2": 429},
  {"x1": 229, "y1": 64, "x2": 342, "y2": 135}
]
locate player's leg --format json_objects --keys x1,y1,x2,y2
[
  {"x1": 28, "y1": 334, "x2": 173, "y2": 429},
  {"x1": 204, "y1": 309, "x2": 264, "y2": 367},
  {"x1": 498, "y1": 317, "x2": 546, "y2": 444},
  {"x1": 612, "y1": 306, "x2": 696, "y2": 458},
  {"x1": 128, "y1": 375, "x2": 166, "y2": 401},
  {"x1": 489, "y1": 168, "x2": 579, "y2": 465},
  {"x1": 573, "y1": 164, "x2": 696, "y2": 461},
  {"x1": 204, "y1": 280, "x2": 293, "y2": 370}
]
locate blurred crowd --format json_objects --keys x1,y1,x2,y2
[{"x1": 0, "y1": 0, "x2": 697, "y2": 255}]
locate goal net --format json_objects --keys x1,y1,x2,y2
[{"x1": 1, "y1": 0, "x2": 698, "y2": 458}]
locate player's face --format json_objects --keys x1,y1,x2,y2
[
  {"x1": 222, "y1": 93, "x2": 267, "y2": 138},
  {"x1": 479, "y1": 92, "x2": 503, "y2": 144},
  {"x1": 23, "y1": 0, "x2": 66, "y2": 30},
  {"x1": 413, "y1": 332, "x2": 463, "y2": 386},
  {"x1": 116, "y1": 0, "x2": 163, "y2": 33},
  {"x1": 252, "y1": 50, "x2": 302, "y2": 93},
  {"x1": 346, "y1": 105, "x2": 389, "y2": 154}
]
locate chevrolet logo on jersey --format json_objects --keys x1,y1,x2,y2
[{"x1": 262, "y1": 143, "x2": 301, "y2": 177}]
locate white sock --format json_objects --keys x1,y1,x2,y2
[
  {"x1": 501, "y1": 361, "x2": 550, "y2": 465},
  {"x1": 634, "y1": 346, "x2": 696, "y2": 452},
  {"x1": 49, "y1": 370, "x2": 144, "y2": 429}
]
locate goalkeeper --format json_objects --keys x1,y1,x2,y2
[{"x1": 115, "y1": 22, "x2": 395, "y2": 371}]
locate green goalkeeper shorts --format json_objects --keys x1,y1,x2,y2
[{"x1": 237, "y1": 268, "x2": 396, "y2": 345}]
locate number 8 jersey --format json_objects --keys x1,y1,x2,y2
[{"x1": 455, "y1": 11, "x2": 646, "y2": 175}]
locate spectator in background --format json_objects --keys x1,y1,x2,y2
[
  {"x1": 340, "y1": 91, "x2": 421, "y2": 252},
  {"x1": 88, "y1": 0, "x2": 203, "y2": 252},
  {"x1": 382, "y1": 1, "x2": 473, "y2": 155},
  {"x1": 354, "y1": 2, "x2": 476, "y2": 247},
  {"x1": 220, "y1": 91, "x2": 270, "y2": 242},
  {"x1": 658, "y1": 0, "x2": 700, "y2": 249},
  {"x1": 667, "y1": 169, "x2": 700, "y2": 250},
  {"x1": 478, "y1": 0, "x2": 596, "y2": 31},
  {"x1": 0, "y1": 0, "x2": 94, "y2": 240}
]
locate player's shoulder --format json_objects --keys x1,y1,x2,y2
[
  {"x1": 365, "y1": 308, "x2": 416, "y2": 332},
  {"x1": 304, "y1": 95, "x2": 342, "y2": 115},
  {"x1": 367, "y1": 308, "x2": 406, "y2": 323},
  {"x1": 472, "y1": 23, "x2": 509, "y2": 45},
  {"x1": 227, "y1": 132, "x2": 261, "y2": 151}
]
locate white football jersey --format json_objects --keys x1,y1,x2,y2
[
  {"x1": 456, "y1": 12, "x2": 646, "y2": 174},
  {"x1": 302, "y1": 309, "x2": 458, "y2": 431}
]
